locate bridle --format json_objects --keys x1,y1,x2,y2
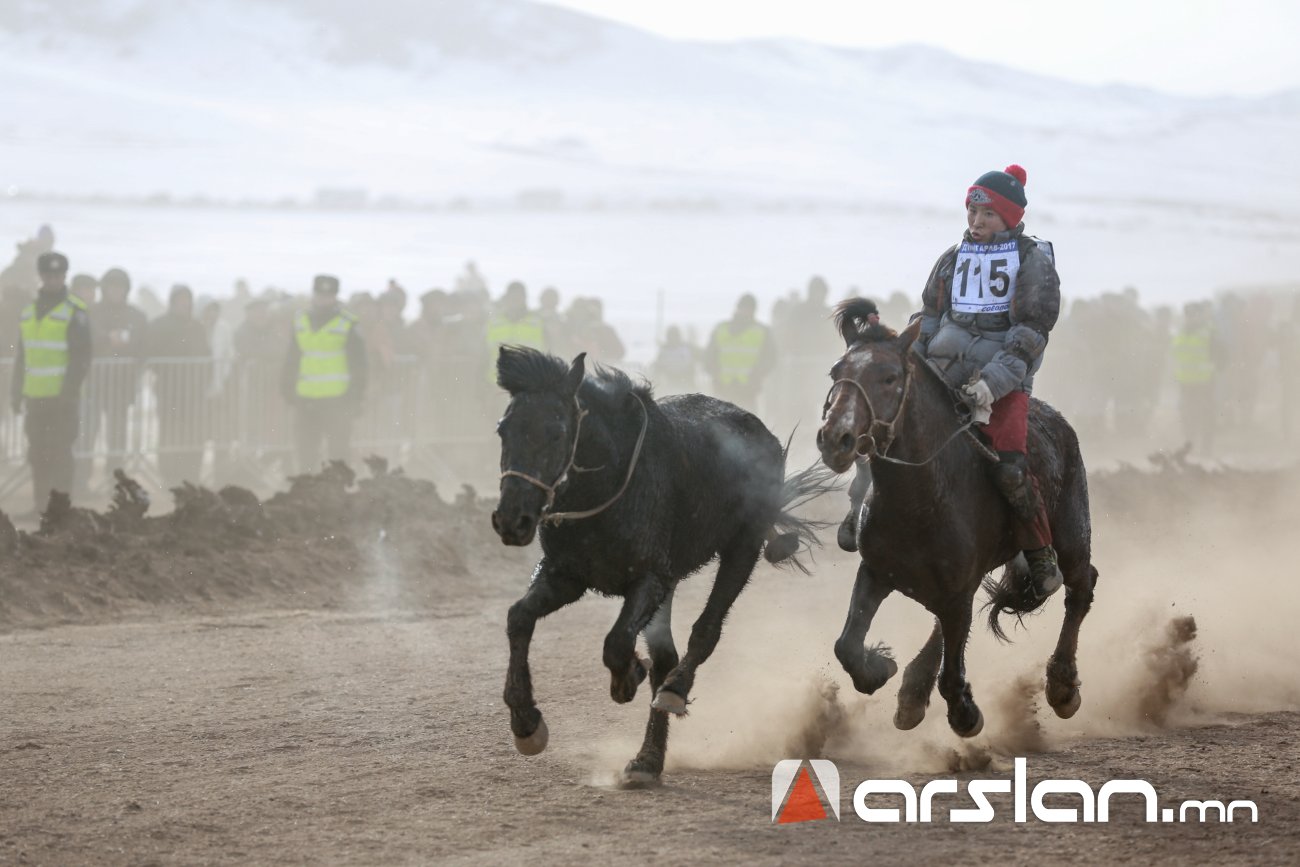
[
  {"x1": 822, "y1": 349, "x2": 989, "y2": 468},
  {"x1": 822, "y1": 350, "x2": 914, "y2": 460},
  {"x1": 500, "y1": 392, "x2": 649, "y2": 524}
]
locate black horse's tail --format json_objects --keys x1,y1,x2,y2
[
  {"x1": 763, "y1": 450, "x2": 838, "y2": 573},
  {"x1": 983, "y1": 555, "x2": 1051, "y2": 642}
]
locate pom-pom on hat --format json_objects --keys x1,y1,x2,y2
[{"x1": 966, "y1": 164, "x2": 1028, "y2": 229}]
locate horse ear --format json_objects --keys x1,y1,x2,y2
[
  {"x1": 897, "y1": 317, "x2": 922, "y2": 356},
  {"x1": 565, "y1": 352, "x2": 586, "y2": 394}
]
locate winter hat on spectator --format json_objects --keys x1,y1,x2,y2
[
  {"x1": 36, "y1": 251, "x2": 68, "y2": 275},
  {"x1": 966, "y1": 164, "x2": 1028, "y2": 228},
  {"x1": 312, "y1": 274, "x2": 341, "y2": 295}
]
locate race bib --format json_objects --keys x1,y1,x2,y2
[{"x1": 950, "y1": 240, "x2": 1020, "y2": 314}]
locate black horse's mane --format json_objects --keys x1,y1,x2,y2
[
  {"x1": 496, "y1": 346, "x2": 653, "y2": 405},
  {"x1": 833, "y1": 298, "x2": 898, "y2": 348}
]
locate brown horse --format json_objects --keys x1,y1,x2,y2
[{"x1": 815, "y1": 300, "x2": 1098, "y2": 736}]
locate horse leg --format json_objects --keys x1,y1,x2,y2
[
  {"x1": 622, "y1": 590, "x2": 678, "y2": 787},
  {"x1": 833, "y1": 559, "x2": 897, "y2": 695},
  {"x1": 894, "y1": 618, "x2": 943, "y2": 730},
  {"x1": 503, "y1": 561, "x2": 586, "y2": 755},
  {"x1": 651, "y1": 537, "x2": 761, "y2": 715},
  {"x1": 1045, "y1": 563, "x2": 1097, "y2": 718},
  {"x1": 604, "y1": 578, "x2": 668, "y2": 704},
  {"x1": 936, "y1": 598, "x2": 983, "y2": 737}
]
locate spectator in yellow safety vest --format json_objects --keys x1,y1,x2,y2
[
  {"x1": 1172, "y1": 300, "x2": 1223, "y2": 454},
  {"x1": 10, "y1": 251, "x2": 92, "y2": 515},
  {"x1": 485, "y1": 281, "x2": 546, "y2": 382},
  {"x1": 280, "y1": 274, "x2": 368, "y2": 472},
  {"x1": 704, "y1": 293, "x2": 776, "y2": 413}
]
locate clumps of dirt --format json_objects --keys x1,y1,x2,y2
[
  {"x1": 1136, "y1": 615, "x2": 1200, "y2": 727},
  {"x1": 0, "y1": 509, "x2": 17, "y2": 556},
  {"x1": 107, "y1": 468, "x2": 151, "y2": 527},
  {"x1": 783, "y1": 677, "x2": 850, "y2": 759},
  {"x1": 930, "y1": 675, "x2": 1049, "y2": 774},
  {"x1": 988, "y1": 672, "x2": 1050, "y2": 755},
  {"x1": 0, "y1": 459, "x2": 528, "y2": 632},
  {"x1": 1089, "y1": 450, "x2": 1297, "y2": 538},
  {"x1": 937, "y1": 743, "x2": 997, "y2": 774}
]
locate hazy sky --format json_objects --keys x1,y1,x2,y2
[{"x1": 543, "y1": 0, "x2": 1300, "y2": 97}]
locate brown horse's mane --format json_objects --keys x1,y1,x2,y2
[{"x1": 833, "y1": 298, "x2": 898, "y2": 348}]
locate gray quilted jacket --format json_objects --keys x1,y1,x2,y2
[{"x1": 915, "y1": 224, "x2": 1060, "y2": 399}]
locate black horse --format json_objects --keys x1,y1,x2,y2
[
  {"x1": 815, "y1": 301, "x2": 1098, "y2": 737},
  {"x1": 492, "y1": 347, "x2": 828, "y2": 784}
]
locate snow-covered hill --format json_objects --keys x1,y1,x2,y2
[{"x1": 1, "y1": 0, "x2": 1297, "y2": 216}]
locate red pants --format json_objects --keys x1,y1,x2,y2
[
  {"x1": 981, "y1": 390, "x2": 1052, "y2": 547},
  {"x1": 983, "y1": 391, "x2": 1029, "y2": 454}
]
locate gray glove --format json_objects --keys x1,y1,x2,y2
[{"x1": 962, "y1": 379, "x2": 994, "y2": 425}]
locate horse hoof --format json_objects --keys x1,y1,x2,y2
[
  {"x1": 1052, "y1": 689, "x2": 1082, "y2": 719},
  {"x1": 836, "y1": 513, "x2": 858, "y2": 552},
  {"x1": 619, "y1": 767, "x2": 662, "y2": 789},
  {"x1": 651, "y1": 690, "x2": 687, "y2": 716},
  {"x1": 765, "y1": 532, "x2": 801, "y2": 563},
  {"x1": 894, "y1": 702, "x2": 926, "y2": 731},
  {"x1": 514, "y1": 716, "x2": 549, "y2": 755},
  {"x1": 952, "y1": 708, "x2": 984, "y2": 739},
  {"x1": 880, "y1": 656, "x2": 899, "y2": 682}
]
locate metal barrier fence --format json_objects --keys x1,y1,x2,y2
[
  {"x1": 0, "y1": 355, "x2": 509, "y2": 506},
  {"x1": 0, "y1": 353, "x2": 836, "y2": 509}
]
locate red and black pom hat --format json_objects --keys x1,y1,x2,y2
[{"x1": 966, "y1": 164, "x2": 1028, "y2": 228}]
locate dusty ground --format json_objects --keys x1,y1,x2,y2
[{"x1": 2, "y1": 459, "x2": 1299, "y2": 865}]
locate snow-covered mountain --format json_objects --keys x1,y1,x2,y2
[{"x1": 2, "y1": 0, "x2": 1297, "y2": 216}]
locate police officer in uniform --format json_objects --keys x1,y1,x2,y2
[
  {"x1": 485, "y1": 281, "x2": 546, "y2": 381},
  {"x1": 281, "y1": 274, "x2": 367, "y2": 472},
  {"x1": 705, "y1": 293, "x2": 776, "y2": 412},
  {"x1": 11, "y1": 251, "x2": 92, "y2": 513},
  {"x1": 1172, "y1": 300, "x2": 1220, "y2": 453}
]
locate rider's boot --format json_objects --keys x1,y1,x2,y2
[
  {"x1": 837, "y1": 457, "x2": 873, "y2": 552},
  {"x1": 991, "y1": 451, "x2": 1063, "y2": 601}
]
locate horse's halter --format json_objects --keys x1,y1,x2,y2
[
  {"x1": 499, "y1": 394, "x2": 589, "y2": 515},
  {"x1": 499, "y1": 392, "x2": 649, "y2": 524},
  {"x1": 822, "y1": 349, "x2": 914, "y2": 460}
]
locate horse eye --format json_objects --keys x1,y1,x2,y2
[{"x1": 883, "y1": 374, "x2": 898, "y2": 386}]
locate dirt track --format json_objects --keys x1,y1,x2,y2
[{"x1": 3, "y1": 461, "x2": 1299, "y2": 864}]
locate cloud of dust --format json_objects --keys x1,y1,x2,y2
[
  {"x1": 1135, "y1": 615, "x2": 1199, "y2": 727},
  {"x1": 637, "y1": 462, "x2": 1300, "y2": 778}
]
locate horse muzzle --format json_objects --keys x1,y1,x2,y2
[
  {"x1": 491, "y1": 506, "x2": 540, "y2": 546},
  {"x1": 816, "y1": 422, "x2": 861, "y2": 474}
]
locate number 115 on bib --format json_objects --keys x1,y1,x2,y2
[{"x1": 951, "y1": 241, "x2": 1019, "y2": 314}]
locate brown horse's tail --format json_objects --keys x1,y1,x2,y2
[
  {"x1": 763, "y1": 442, "x2": 839, "y2": 573},
  {"x1": 983, "y1": 555, "x2": 1052, "y2": 642}
]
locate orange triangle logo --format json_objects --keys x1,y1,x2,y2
[{"x1": 777, "y1": 768, "x2": 828, "y2": 824}]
